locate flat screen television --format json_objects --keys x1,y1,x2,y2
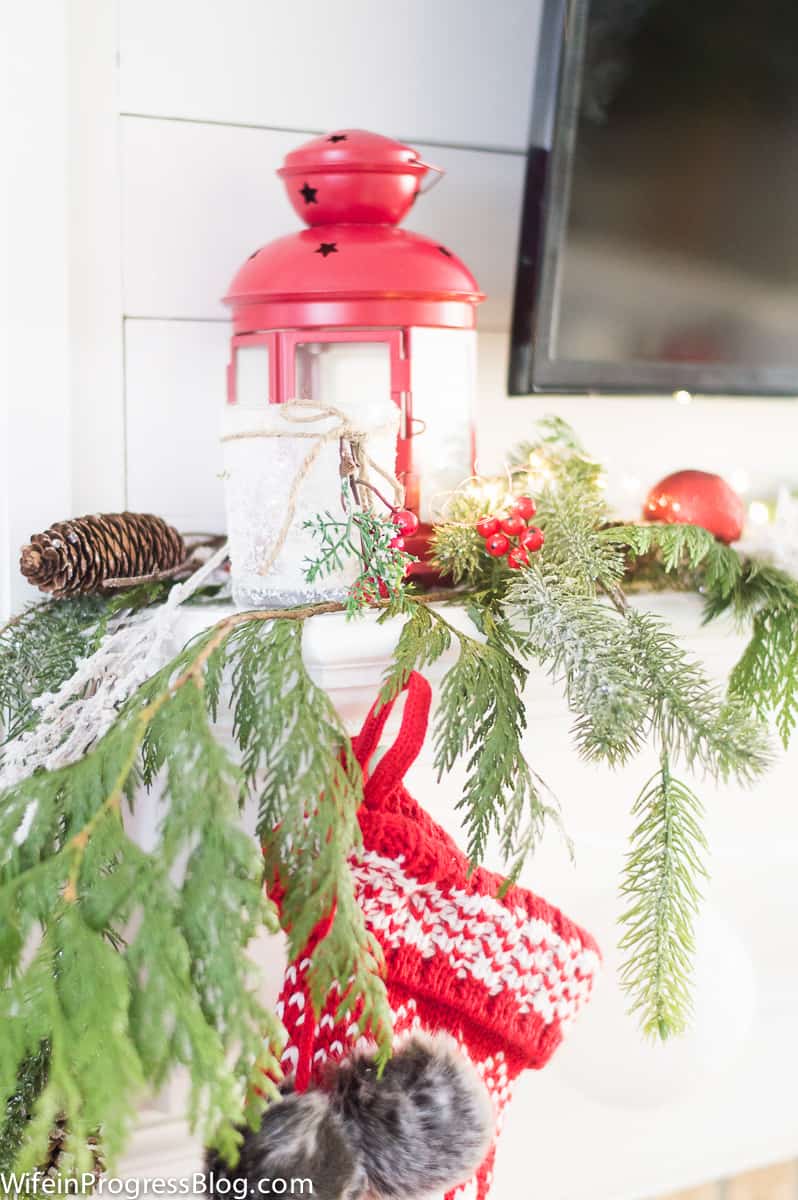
[{"x1": 509, "y1": 0, "x2": 798, "y2": 395}]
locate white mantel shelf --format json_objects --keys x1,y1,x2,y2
[{"x1": 119, "y1": 593, "x2": 798, "y2": 1200}]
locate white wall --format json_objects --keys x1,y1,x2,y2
[{"x1": 2, "y1": 2, "x2": 72, "y2": 617}]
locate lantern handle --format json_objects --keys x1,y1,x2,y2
[{"x1": 416, "y1": 160, "x2": 445, "y2": 195}]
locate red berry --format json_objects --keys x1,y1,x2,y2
[
  {"x1": 475, "y1": 515, "x2": 500, "y2": 539},
  {"x1": 501, "y1": 514, "x2": 526, "y2": 538},
  {"x1": 520, "y1": 526, "x2": 544, "y2": 552},
  {"x1": 392, "y1": 508, "x2": 419, "y2": 536},
  {"x1": 389, "y1": 535, "x2": 405, "y2": 550},
  {"x1": 507, "y1": 546, "x2": 530, "y2": 570},
  {"x1": 485, "y1": 532, "x2": 510, "y2": 558},
  {"x1": 378, "y1": 580, "x2": 390, "y2": 599},
  {"x1": 512, "y1": 495, "x2": 537, "y2": 520}
]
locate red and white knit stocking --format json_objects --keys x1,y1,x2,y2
[{"x1": 271, "y1": 671, "x2": 600, "y2": 1200}]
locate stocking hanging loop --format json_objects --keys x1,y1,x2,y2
[{"x1": 353, "y1": 671, "x2": 431, "y2": 802}]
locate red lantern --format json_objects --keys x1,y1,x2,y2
[
  {"x1": 642, "y1": 469, "x2": 745, "y2": 543},
  {"x1": 224, "y1": 129, "x2": 484, "y2": 562}
]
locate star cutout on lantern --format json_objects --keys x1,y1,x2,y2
[
  {"x1": 438, "y1": 245, "x2": 453, "y2": 257},
  {"x1": 299, "y1": 182, "x2": 318, "y2": 204},
  {"x1": 327, "y1": 133, "x2": 347, "y2": 143},
  {"x1": 315, "y1": 242, "x2": 338, "y2": 257}
]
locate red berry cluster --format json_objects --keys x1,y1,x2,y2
[
  {"x1": 388, "y1": 507, "x2": 419, "y2": 550},
  {"x1": 475, "y1": 496, "x2": 544, "y2": 569}
]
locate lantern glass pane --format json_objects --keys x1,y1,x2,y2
[
  {"x1": 235, "y1": 344, "x2": 270, "y2": 408},
  {"x1": 295, "y1": 341, "x2": 391, "y2": 419},
  {"x1": 408, "y1": 328, "x2": 476, "y2": 523}
]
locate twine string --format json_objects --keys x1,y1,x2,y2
[{"x1": 220, "y1": 399, "x2": 403, "y2": 578}]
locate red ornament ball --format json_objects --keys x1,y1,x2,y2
[
  {"x1": 388, "y1": 534, "x2": 405, "y2": 550},
  {"x1": 520, "y1": 526, "x2": 545, "y2": 552},
  {"x1": 511, "y1": 496, "x2": 537, "y2": 520},
  {"x1": 507, "y1": 546, "x2": 530, "y2": 570},
  {"x1": 485, "y1": 532, "x2": 511, "y2": 558},
  {"x1": 500, "y1": 514, "x2": 527, "y2": 538},
  {"x1": 392, "y1": 508, "x2": 419, "y2": 537},
  {"x1": 475, "y1": 515, "x2": 501, "y2": 539},
  {"x1": 642, "y1": 470, "x2": 745, "y2": 544}
]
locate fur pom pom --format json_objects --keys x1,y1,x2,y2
[
  {"x1": 205, "y1": 1085, "x2": 367, "y2": 1200},
  {"x1": 205, "y1": 1034, "x2": 493, "y2": 1200},
  {"x1": 333, "y1": 1032, "x2": 494, "y2": 1199}
]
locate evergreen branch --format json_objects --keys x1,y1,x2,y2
[
  {"x1": 304, "y1": 510, "x2": 416, "y2": 616},
  {"x1": 601, "y1": 522, "x2": 742, "y2": 595},
  {"x1": 0, "y1": 622, "x2": 278, "y2": 1169},
  {"x1": 507, "y1": 566, "x2": 648, "y2": 766},
  {"x1": 429, "y1": 522, "x2": 488, "y2": 588},
  {"x1": 429, "y1": 606, "x2": 560, "y2": 873},
  {"x1": 703, "y1": 559, "x2": 798, "y2": 624},
  {"x1": 624, "y1": 610, "x2": 771, "y2": 784},
  {"x1": 0, "y1": 597, "x2": 109, "y2": 745},
  {"x1": 378, "y1": 600, "x2": 454, "y2": 703},
  {"x1": 0, "y1": 1043, "x2": 50, "y2": 1172},
  {"x1": 727, "y1": 607, "x2": 798, "y2": 749},
  {"x1": 0, "y1": 585, "x2": 180, "y2": 748},
  {"x1": 229, "y1": 619, "x2": 391, "y2": 1066},
  {"x1": 619, "y1": 749, "x2": 708, "y2": 1039},
  {"x1": 534, "y1": 465, "x2": 624, "y2": 595}
]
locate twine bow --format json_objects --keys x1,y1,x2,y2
[{"x1": 220, "y1": 399, "x2": 403, "y2": 577}]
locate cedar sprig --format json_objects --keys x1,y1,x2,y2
[
  {"x1": 229, "y1": 619, "x2": 390, "y2": 1056},
  {"x1": 0, "y1": 1043, "x2": 50, "y2": 1173},
  {"x1": 0, "y1": 626, "x2": 280, "y2": 1172},
  {"x1": 0, "y1": 590, "x2": 149, "y2": 746},
  {"x1": 304, "y1": 510, "x2": 415, "y2": 616},
  {"x1": 702, "y1": 558, "x2": 798, "y2": 624},
  {"x1": 434, "y1": 605, "x2": 561, "y2": 875},
  {"x1": 601, "y1": 522, "x2": 742, "y2": 596},
  {"x1": 618, "y1": 748, "x2": 709, "y2": 1040},
  {"x1": 379, "y1": 598, "x2": 560, "y2": 873},
  {"x1": 727, "y1": 607, "x2": 798, "y2": 749}
]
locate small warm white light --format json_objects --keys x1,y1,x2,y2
[
  {"x1": 748, "y1": 500, "x2": 770, "y2": 526},
  {"x1": 673, "y1": 390, "x2": 692, "y2": 405},
  {"x1": 465, "y1": 478, "x2": 505, "y2": 510},
  {"x1": 730, "y1": 469, "x2": 751, "y2": 495}
]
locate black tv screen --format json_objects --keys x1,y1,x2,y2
[{"x1": 509, "y1": 0, "x2": 798, "y2": 395}]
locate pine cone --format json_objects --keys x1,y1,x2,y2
[
  {"x1": 43, "y1": 1113, "x2": 105, "y2": 1183},
  {"x1": 20, "y1": 512, "x2": 186, "y2": 597}
]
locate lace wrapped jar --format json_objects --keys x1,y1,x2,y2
[{"x1": 221, "y1": 396, "x2": 399, "y2": 609}]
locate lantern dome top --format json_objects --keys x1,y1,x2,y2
[
  {"x1": 225, "y1": 224, "x2": 483, "y2": 332},
  {"x1": 277, "y1": 129, "x2": 441, "y2": 227},
  {"x1": 224, "y1": 127, "x2": 484, "y2": 331}
]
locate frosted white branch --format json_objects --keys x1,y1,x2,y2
[{"x1": 0, "y1": 543, "x2": 230, "y2": 788}]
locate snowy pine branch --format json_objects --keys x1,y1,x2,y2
[{"x1": 507, "y1": 566, "x2": 648, "y2": 766}]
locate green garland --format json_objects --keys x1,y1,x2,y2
[{"x1": 0, "y1": 416, "x2": 794, "y2": 1175}]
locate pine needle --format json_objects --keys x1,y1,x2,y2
[
  {"x1": 619, "y1": 750, "x2": 708, "y2": 1040},
  {"x1": 624, "y1": 609, "x2": 771, "y2": 784}
]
